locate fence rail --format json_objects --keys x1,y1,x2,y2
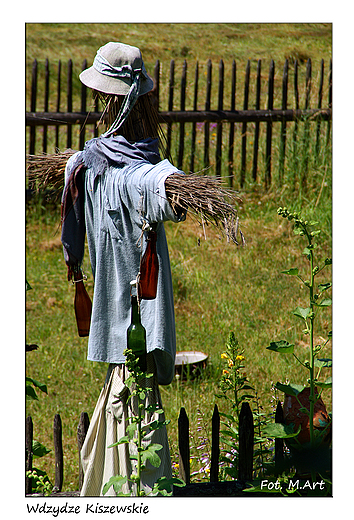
[
  {"x1": 25, "y1": 402, "x2": 286, "y2": 497},
  {"x1": 26, "y1": 57, "x2": 332, "y2": 190}
]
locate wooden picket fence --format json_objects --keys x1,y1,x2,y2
[
  {"x1": 26, "y1": 57, "x2": 332, "y2": 190},
  {"x1": 25, "y1": 401, "x2": 285, "y2": 497}
]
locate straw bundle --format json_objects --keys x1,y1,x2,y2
[
  {"x1": 26, "y1": 151, "x2": 245, "y2": 245},
  {"x1": 27, "y1": 149, "x2": 76, "y2": 194},
  {"x1": 165, "y1": 172, "x2": 244, "y2": 245}
]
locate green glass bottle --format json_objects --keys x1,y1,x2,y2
[{"x1": 127, "y1": 286, "x2": 147, "y2": 373}]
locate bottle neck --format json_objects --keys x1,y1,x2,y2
[
  {"x1": 147, "y1": 230, "x2": 157, "y2": 244},
  {"x1": 130, "y1": 295, "x2": 141, "y2": 324}
]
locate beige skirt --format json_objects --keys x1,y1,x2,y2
[{"x1": 80, "y1": 353, "x2": 172, "y2": 496}]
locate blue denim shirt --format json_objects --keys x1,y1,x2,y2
[{"x1": 64, "y1": 136, "x2": 185, "y2": 384}]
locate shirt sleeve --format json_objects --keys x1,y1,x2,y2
[{"x1": 127, "y1": 159, "x2": 187, "y2": 225}]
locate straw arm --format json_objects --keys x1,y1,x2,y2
[{"x1": 26, "y1": 151, "x2": 244, "y2": 244}]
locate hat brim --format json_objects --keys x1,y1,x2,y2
[{"x1": 79, "y1": 66, "x2": 154, "y2": 96}]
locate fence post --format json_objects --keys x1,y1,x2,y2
[
  {"x1": 77, "y1": 412, "x2": 90, "y2": 491},
  {"x1": 252, "y1": 59, "x2": 261, "y2": 182},
  {"x1": 315, "y1": 59, "x2": 324, "y2": 158},
  {"x1": 153, "y1": 59, "x2": 160, "y2": 110},
  {"x1": 279, "y1": 59, "x2": 289, "y2": 181},
  {"x1": 29, "y1": 59, "x2": 37, "y2": 155},
  {"x1": 210, "y1": 404, "x2": 220, "y2": 483},
  {"x1": 238, "y1": 401, "x2": 254, "y2": 482},
  {"x1": 43, "y1": 58, "x2": 50, "y2": 153},
  {"x1": 204, "y1": 59, "x2": 212, "y2": 169},
  {"x1": 25, "y1": 416, "x2": 33, "y2": 494},
  {"x1": 190, "y1": 61, "x2": 199, "y2": 173},
  {"x1": 53, "y1": 413, "x2": 64, "y2": 492},
  {"x1": 166, "y1": 59, "x2": 175, "y2": 158},
  {"x1": 215, "y1": 59, "x2": 224, "y2": 178},
  {"x1": 301, "y1": 58, "x2": 312, "y2": 186},
  {"x1": 178, "y1": 407, "x2": 190, "y2": 484},
  {"x1": 265, "y1": 59, "x2": 274, "y2": 189},
  {"x1": 55, "y1": 60, "x2": 61, "y2": 149},
  {"x1": 240, "y1": 60, "x2": 250, "y2": 188},
  {"x1": 326, "y1": 59, "x2": 332, "y2": 146},
  {"x1": 178, "y1": 60, "x2": 187, "y2": 170},
  {"x1": 67, "y1": 59, "x2": 73, "y2": 149},
  {"x1": 79, "y1": 59, "x2": 87, "y2": 150},
  {"x1": 228, "y1": 59, "x2": 236, "y2": 187},
  {"x1": 274, "y1": 401, "x2": 284, "y2": 476}
]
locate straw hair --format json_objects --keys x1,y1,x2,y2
[{"x1": 95, "y1": 91, "x2": 170, "y2": 159}]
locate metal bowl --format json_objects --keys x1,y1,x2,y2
[{"x1": 175, "y1": 350, "x2": 208, "y2": 379}]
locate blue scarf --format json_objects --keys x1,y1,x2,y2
[{"x1": 61, "y1": 135, "x2": 161, "y2": 279}]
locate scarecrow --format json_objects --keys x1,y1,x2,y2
[{"x1": 28, "y1": 42, "x2": 244, "y2": 496}]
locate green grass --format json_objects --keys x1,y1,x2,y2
[
  {"x1": 25, "y1": 23, "x2": 332, "y2": 492},
  {"x1": 26, "y1": 186, "x2": 331, "y2": 490}
]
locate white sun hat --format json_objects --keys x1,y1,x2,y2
[{"x1": 80, "y1": 42, "x2": 154, "y2": 137}]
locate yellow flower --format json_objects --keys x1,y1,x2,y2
[
  {"x1": 222, "y1": 369, "x2": 229, "y2": 375},
  {"x1": 236, "y1": 355, "x2": 245, "y2": 361},
  {"x1": 221, "y1": 353, "x2": 228, "y2": 359},
  {"x1": 228, "y1": 359, "x2": 234, "y2": 368}
]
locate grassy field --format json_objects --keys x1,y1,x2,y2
[{"x1": 25, "y1": 23, "x2": 332, "y2": 492}]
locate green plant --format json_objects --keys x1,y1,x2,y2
[
  {"x1": 252, "y1": 392, "x2": 274, "y2": 479},
  {"x1": 26, "y1": 281, "x2": 48, "y2": 401},
  {"x1": 26, "y1": 279, "x2": 52, "y2": 495},
  {"x1": 262, "y1": 208, "x2": 332, "y2": 487},
  {"x1": 26, "y1": 376, "x2": 48, "y2": 401},
  {"x1": 26, "y1": 469, "x2": 53, "y2": 496},
  {"x1": 26, "y1": 441, "x2": 53, "y2": 495},
  {"x1": 267, "y1": 208, "x2": 332, "y2": 442},
  {"x1": 216, "y1": 332, "x2": 255, "y2": 480},
  {"x1": 102, "y1": 348, "x2": 185, "y2": 497}
]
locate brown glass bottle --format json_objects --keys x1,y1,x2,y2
[
  {"x1": 138, "y1": 230, "x2": 159, "y2": 300},
  {"x1": 74, "y1": 269, "x2": 92, "y2": 337}
]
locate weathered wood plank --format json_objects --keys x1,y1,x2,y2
[
  {"x1": 166, "y1": 59, "x2": 175, "y2": 158},
  {"x1": 228, "y1": 59, "x2": 236, "y2": 186},
  {"x1": 215, "y1": 60, "x2": 224, "y2": 177},
  {"x1": 29, "y1": 59, "x2": 37, "y2": 155},
  {"x1": 252, "y1": 59, "x2": 261, "y2": 182},
  {"x1": 240, "y1": 60, "x2": 250, "y2": 187},
  {"x1": 279, "y1": 58, "x2": 288, "y2": 180},
  {"x1": 292, "y1": 59, "x2": 300, "y2": 174},
  {"x1": 79, "y1": 59, "x2": 87, "y2": 150},
  {"x1": 26, "y1": 108, "x2": 331, "y2": 127},
  {"x1": 238, "y1": 402, "x2": 254, "y2": 482},
  {"x1": 302, "y1": 58, "x2": 312, "y2": 186},
  {"x1": 178, "y1": 407, "x2": 190, "y2": 485},
  {"x1": 25, "y1": 416, "x2": 33, "y2": 495},
  {"x1": 190, "y1": 61, "x2": 199, "y2": 173},
  {"x1": 43, "y1": 58, "x2": 49, "y2": 153},
  {"x1": 77, "y1": 412, "x2": 90, "y2": 491},
  {"x1": 66, "y1": 59, "x2": 73, "y2": 149},
  {"x1": 210, "y1": 404, "x2": 220, "y2": 483},
  {"x1": 53, "y1": 413, "x2": 64, "y2": 492},
  {"x1": 326, "y1": 58, "x2": 332, "y2": 145},
  {"x1": 204, "y1": 59, "x2": 212, "y2": 168},
  {"x1": 55, "y1": 60, "x2": 61, "y2": 149},
  {"x1": 177, "y1": 60, "x2": 187, "y2": 170},
  {"x1": 265, "y1": 59, "x2": 274, "y2": 189},
  {"x1": 274, "y1": 401, "x2": 284, "y2": 476},
  {"x1": 315, "y1": 58, "x2": 324, "y2": 157}
]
